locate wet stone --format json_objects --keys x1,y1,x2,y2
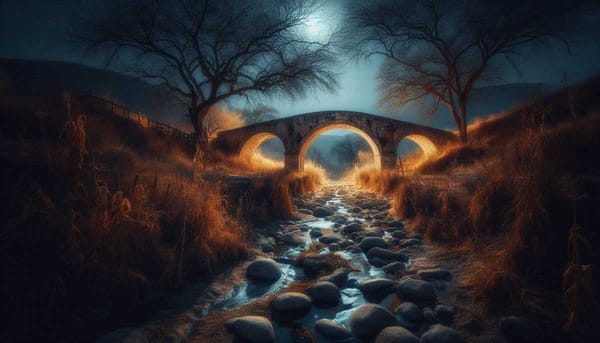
[
  {"x1": 397, "y1": 277, "x2": 437, "y2": 303},
  {"x1": 314, "y1": 319, "x2": 353, "y2": 340},
  {"x1": 260, "y1": 244, "x2": 274, "y2": 253},
  {"x1": 328, "y1": 243, "x2": 341, "y2": 251},
  {"x1": 342, "y1": 223, "x2": 363, "y2": 234},
  {"x1": 421, "y1": 324, "x2": 464, "y2": 343},
  {"x1": 375, "y1": 326, "x2": 420, "y2": 343},
  {"x1": 281, "y1": 231, "x2": 305, "y2": 246},
  {"x1": 318, "y1": 235, "x2": 340, "y2": 244},
  {"x1": 391, "y1": 231, "x2": 407, "y2": 240},
  {"x1": 368, "y1": 257, "x2": 388, "y2": 267},
  {"x1": 349, "y1": 304, "x2": 397, "y2": 340},
  {"x1": 225, "y1": 316, "x2": 275, "y2": 343},
  {"x1": 319, "y1": 268, "x2": 350, "y2": 288},
  {"x1": 313, "y1": 207, "x2": 333, "y2": 218},
  {"x1": 424, "y1": 307, "x2": 437, "y2": 323},
  {"x1": 358, "y1": 278, "x2": 396, "y2": 302},
  {"x1": 270, "y1": 292, "x2": 312, "y2": 320},
  {"x1": 309, "y1": 229, "x2": 323, "y2": 238},
  {"x1": 359, "y1": 237, "x2": 389, "y2": 251},
  {"x1": 367, "y1": 247, "x2": 408, "y2": 263},
  {"x1": 388, "y1": 220, "x2": 405, "y2": 228},
  {"x1": 383, "y1": 261, "x2": 406, "y2": 274},
  {"x1": 306, "y1": 281, "x2": 340, "y2": 308},
  {"x1": 246, "y1": 258, "x2": 281, "y2": 283},
  {"x1": 396, "y1": 301, "x2": 423, "y2": 323}
]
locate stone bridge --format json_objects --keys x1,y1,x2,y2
[{"x1": 212, "y1": 111, "x2": 456, "y2": 172}]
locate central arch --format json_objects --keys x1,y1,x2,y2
[{"x1": 297, "y1": 123, "x2": 382, "y2": 172}]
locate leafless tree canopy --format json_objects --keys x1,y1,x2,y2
[
  {"x1": 345, "y1": 0, "x2": 593, "y2": 142},
  {"x1": 76, "y1": 0, "x2": 338, "y2": 146}
]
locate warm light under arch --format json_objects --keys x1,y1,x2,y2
[{"x1": 298, "y1": 123, "x2": 382, "y2": 172}]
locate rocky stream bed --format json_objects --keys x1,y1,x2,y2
[{"x1": 97, "y1": 183, "x2": 535, "y2": 343}]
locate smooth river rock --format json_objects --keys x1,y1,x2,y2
[
  {"x1": 270, "y1": 292, "x2": 312, "y2": 320},
  {"x1": 397, "y1": 277, "x2": 437, "y2": 302},
  {"x1": 319, "y1": 268, "x2": 350, "y2": 288},
  {"x1": 383, "y1": 262, "x2": 406, "y2": 274},
  {"x1": 246, "y1": 258, "x2": 282, "y2": 283},
  {"x1": 314, "y1": 319, "x2": 353, "y2": 340},
  {"x1": 225, "y1": 316, "x2": 275, "y2": 343},
  {"x1": 342, "y1": 223, "x2": 363, "y2": 234},
  {"x1": 421, "y1": 325, "x2": 464, "y2": 343},
  {"x1": 359, "y1": 237, "x2": 389, "y2": 251},
  {"x1": 367, "y1": 247, "x2": 408, "y2": 263},
  {"x1": 349, "y1": 304, "x2": 397, "y2": 340},
  {"x1": 306, "y1": 281, "x2": 340, "y2": 308},
  {"x1": 313, "y1": 207, "x2": 333, "y2": 218},
  {"x1": 358, "y1": 278, "x2": 396, "y2": 302},
  {"x1": 375, "y1": 326, "x2": 420, "y2": 343},
  {"x1": 396, "y1": 301, "x2": 423, "y2": 322}
]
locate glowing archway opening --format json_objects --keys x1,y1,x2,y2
[
  {"x1": 403, "y1": 134, "x2": 438, "y2": 158},
  {"x1": 298, "y1": 124, "x2": 382, "y2": 172},
  {"x1": 239, "y1": 132, "x2": 284, "y2": 169}
]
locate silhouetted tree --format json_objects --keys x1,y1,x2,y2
[
  {"x1": 330, "y1": 135, "x2": 370, "y2": 168},
  {"x1": 345, "y1": 0, "x2": 593, "y2": 142},
  {"x1": 76, "y1": 0, "x2": 338, "y2": 148}
]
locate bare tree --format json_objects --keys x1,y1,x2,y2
[
  {"x1": 330, "y1": 135, "x2": 370, "y2": 168},
  {"x1": 204, "y1": 105, "x2": 245, "y2": 140},
  {"x1": 75, "y1": 0, "x2": 338, "y2": 148},
  {"x1": 240, "y1": 105, "x2": 278, "y2": 125},
  {"x1": 345, "y1": 0, "x2": 591, "y2": 142}
]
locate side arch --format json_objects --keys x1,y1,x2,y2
[
  {"x1": 296, "y1": 123, "x2": 382, "y2": 172},
  {"x1": 401, "y1": 134, "x2": 439, "y2": 159},
  {"x1": 239, "y1": 132, "x2": 284, "y2": 162}
]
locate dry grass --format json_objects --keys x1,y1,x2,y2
[{"x1": 0, "y1": 99, "x2": 249, "y2": 341}]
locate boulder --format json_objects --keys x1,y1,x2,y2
[
  {"x1": 367, "y1": 247, "x2": 408, "y2": 263},
  {"x1": 383, "y1": 262, "x2": 405, "y2": 274},
  {"x1": 421, "y1": 325, "x2": 464, "y2": 343},
  {"x1": 319, "y1": 268, "x2": 350, "y2": 288},
  {"x1": 281, "y1": 231, "x2": 305, "y2": 246},
  {"x1": 318, "y1": 235, "x2": 340, "y2": 244},
  {"x1": 360, "y1": 237, "x2": 389, "y2": 251},
  {"x1": 270, "y1": 292, "x2": 312, "y2": 320},
  {"x1": 365, "y1": 228, "x2": 385, "y2": 237},
  {"x1": 261, "y1": 244, "x2": 274, "y2": 253},
  {"x1": 397, "y1": 277, "x2": 437, "y2": 302},
  {"x1": 309, "y1": 229, "x2": 323, "y2": 238},
  {"x1": 225, "y1": 316, "x2": 275, "y2": 343},
  {"x1": 417, "y1": 268, "x2": 452, "y2": 281},
  {"x1": 342, "y1": 223, "x2": 363, "y2": 234},
  {"x1": 313, "y1": 207, "x2": 333, "y2": 218},
  {"x1": 375, "y1": 326, "x2": 420, "y2": 343},
  {"x1": 314, "y1": 319, "x2": 353, "y2": 340},
  {"x1": 305, "y1": 281, "x2": 340, "y2": 308},
  {"x1": 499, "y1": 316, "x2": 544, "y2": 342},
  {"x1": 349, "y1": 304, "x2": 397, "y2": 340},
  {"x1": 369, "y1": 257, "x2": 388, "y2": 267},
  {"x1": 246, "y1": 258, "x2": 281, "y2": 283},
  {"x1": 328, "y1": 243, "x2": 341, "y2": 251},
  {"x1": 423, "y1": 308, "x2": 437, "y2": 323},
  {"x1": 396, "y1": 302, "x2": 423, "y2": 322},
  {"x1": 358, "y1": 278, "x2": 396, "y2": 302}
]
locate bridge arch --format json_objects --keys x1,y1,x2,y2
[
  {"x1": 400, "y1": 134, "x2": 439, "y2": 159},
  {"x1": 239, "y1": 132, "x2": 284, "y2": 163},
  {"x1": 297, "y1": 123, "x2": 382, "y2": 172}
]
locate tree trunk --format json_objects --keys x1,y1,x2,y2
[
  {"x1": 459, "y1": 101, "x2": 468, "y2": 143},
  {"x1": 189, "y1": 107, "x2": 209, "y2": 148}
]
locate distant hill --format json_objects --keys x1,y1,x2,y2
[{"x1": 0, "y1": 58, "x2": 188, "y2": 127}]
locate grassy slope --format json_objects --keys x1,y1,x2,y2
[
  {"x1": 354, "y1": 75, "x2": 600, "y2": 341},
  {"x1": 0, "y1": 96, "x2": 248, "y2": 341}
]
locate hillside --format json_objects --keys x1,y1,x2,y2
[{"x1": 0, "y1": 58, "x2": 188, "y2": 127}]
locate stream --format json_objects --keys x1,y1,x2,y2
[{"x1": 98, "y1": 183, "x2": 472, "y2": 342}]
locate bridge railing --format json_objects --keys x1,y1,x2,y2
[{"x1": 73, "y1": 93, "x2": 196, "y2": 146}]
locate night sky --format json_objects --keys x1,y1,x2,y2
[{"x1": 1, "y1": 0, "x2": 600, "y2": 119}]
